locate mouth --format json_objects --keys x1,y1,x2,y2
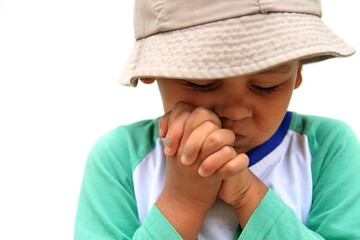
[
  {"x1": 234, "y1": 134, "x2": 245, "y2": 141},
  {"x1": 233, "y1": 134, "x2": 247, "y2": 149},
  {"x1": 233, "y1": 134, "x2": 250, "y2": 153}
]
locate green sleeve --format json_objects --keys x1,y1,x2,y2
[
  {"x1": 239, "y1": 189, "x2": 324, "y2": 239},
  {"x1": 238, "y1": 116, "x2": 360, "y2": 239},
  {"x1": 305, "y1": 117, "x2": 360, "y2": 239},
  {"x1": 74, "y1": 121, "x2": 181, "y2": 239},
  {"x1": 133, "y1": 205, "x2": 182, "y2": 239}
]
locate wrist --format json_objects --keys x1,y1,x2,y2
[
  {"x1": 233, "y1": 173, "x2": 268, "y2": 228},
  {"x1": 156, "y1": 192, "x2": 209, "y2": 240}
]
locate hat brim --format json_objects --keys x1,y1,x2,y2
[{"x1": 119, "y1": 12, "x2": 355, "y2": 87}]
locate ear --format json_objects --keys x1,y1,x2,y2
[
  {"x1": 294, "y1": 62, "x2": 303, "y2": 89},
  {"x1": 140, "y1": 78, "x2": 156, "y2": 84}
]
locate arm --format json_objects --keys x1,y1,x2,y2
[
  {"x1": 162, "y1": 108, "x2": 360, "y2": 239},
  {"x1": 306, "y1": 120, "x2": 360, "y2": 239},
  {"x1": 74, "y1": 122, "x2": 182, "y2": 240},
  {"x1": 238, "y1": 119, "x2": 360, "y2": 239}
]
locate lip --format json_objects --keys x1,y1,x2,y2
[
  {"x1": 234, "y1": 134, "x2": 245, "y2": 141},
  {"x1": 233, "y1": 134, "x2": 250, "y2": 153}
]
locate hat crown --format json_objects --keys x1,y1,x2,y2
[{"x1": 134, "y1": 0, "x2": 322, "y2": 39}]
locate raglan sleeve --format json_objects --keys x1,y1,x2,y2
[
  {"x1": 74, "y1": 126, "x2": 182, "y2": 240},
  {"x1": 238, "y1": 120, "x2": 360, "y2": 239}
]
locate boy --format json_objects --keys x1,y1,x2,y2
[{"x1": 75, "y1": 0, "x2": 360, "y2": 239}]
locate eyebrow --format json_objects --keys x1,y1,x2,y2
[{"x1": 258, "y1": 64, "x2": 293, "y2": 75}]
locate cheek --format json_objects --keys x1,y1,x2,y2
[
  {"x1": 157, "y1": 81, "x2": 180, "y2": 112},
  {"x1": 161, "y1": 95, "x2": 181, "y2": 113},
  {"x1": 254, "y1": 94, "x2": 290, "y2": 115},
  {"x1": 252, "y1": 90, "x2": 294, "y2": 132},
  {"x1": 262, "y1": 85, "x2": 294, "y2": 111},
  {"x1": 160, "y1": 90, "x2": 198, "y2": 113},
  {"x1": 158, "y1": 86, "x2": 210, "y2": 112}
]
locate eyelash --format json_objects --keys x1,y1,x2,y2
[
  {"x1": 185, "y1": 81, "x2": 220, "y2": 91},
  {"x1": 185, "y1": 81, "x2": 280, "y2": 94},
  {"x1": 252, "y1": 85, "x2": 279, "y2": 94}
]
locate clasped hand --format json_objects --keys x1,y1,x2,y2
[{"x1": 158, "y1": 101, "x2": 253, "y2": 212}]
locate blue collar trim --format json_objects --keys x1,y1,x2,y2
[{"x1": 247, "y1": 112, "x2": 292, "y2": 167}]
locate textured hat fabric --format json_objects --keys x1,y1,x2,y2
[{"x1": 119, "y1": 0, "x2": 355, "y2": 87}]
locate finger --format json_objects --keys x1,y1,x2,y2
[
  {"x1": 183, "y1": 127, "x2": 235, "y2": 165},
  {"x1": 182, "y1": 107, "x2": 222, "y2": 141},
  {"x1": 180, "y1": 121, "x2": 219, "y2": 165},
  {"x1": 164, "y1": 111, "x2": 191, "y2": 156},
  {"x1": 165, "y1": 103, "x2": 222, "y2": 158},
  {"x1": 198, "y1": 146, "x2": 238, "y2": 177},
  {"x1": 198, "y1": 128, "x2": 235, "y2": 160},
  {"x1": 158, "y1": 111, "x2": 171, "y2": 138},
  {"x1": 215, "y1": 153, "x2": 249, "y2": 178},
  {"x1": 163, "y1": 102, "x2": 197, "y2": 156}
]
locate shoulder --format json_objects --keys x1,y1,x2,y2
[
  {"x1": 94, "y1": 118, "x2": 159, "y2": 149},
  {"x1": 88, "y1": 118, "x2": 160, "y2": 172},
  {"x1": 289, "y1": 112, "x2": 357, "y2": 145},
  {"x1": 289, "y1": 112, "x2": 359, "y2": 170}
]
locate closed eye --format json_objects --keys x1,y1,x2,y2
[
  {"x1": 184, "y1": 80, "x2": 221, "y2": 91},
  {"x1": 251, "y1": 85, "x2": 280, "y2": 94}
]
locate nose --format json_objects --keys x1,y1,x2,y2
[{"x1": 213, "y1": 97, "x2": 252, "y2": 121}]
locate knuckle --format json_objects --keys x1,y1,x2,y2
[
  {"x1": 221, "y1": 146, "x2": 235, "y2": 156},
  {"x1": 222, "y1": 164, "x2": 237, "y2": 175},
  {"x1": 237, "y1": 153, "x2": 250, "y2": 168},
  {"x1": 169, "y1": 102, "x2": 191, "y2": 122},
  {"x1": 223, "y1": 129, "x2": 236, "y2": 141},
  {"x1": 207, "y1": 132, "x2": 223, "y2": 147},
  {"x1": 220, "y1": 154, "x2": 249, "y2": 176},
  {"x1": 168, "y1": 127, "x2": 183, "y2": 140},
  {"x1": 193, "y1": 107, "x2": 218, "y2": 121},
  {"x1": 210, "y1": 129, "x2": 234, "y2": 143},
  {"x1": 221, "y1": 160, "x2": 239, "y2": 175},
  {"x1": 173, "y1": 101, "x2": 187, "y2": 108},
  {"x1": 172, "y1": 101, "x2": 195, "y2": 113},
  {"x1": 193, "y1": 106, "x2": 210, "y2": 115},
  {"x1": 200, "y1": 160, "x2": 214, "y2": 174}
]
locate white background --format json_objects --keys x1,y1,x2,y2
[{"x1": 0, "y1": 1, "x2": 359, "y2": 239}]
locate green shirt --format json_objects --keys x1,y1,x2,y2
[{"x1": 75, "y1": 112, "x2": 360, "y2": 239}]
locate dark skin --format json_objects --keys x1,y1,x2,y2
[{"x1": 141, "y1": 61, "x2": 303, "y2": 239}]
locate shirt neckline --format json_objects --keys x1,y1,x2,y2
[{"x1": 247, "y1": 111, "x2": 292, "y2": 167}]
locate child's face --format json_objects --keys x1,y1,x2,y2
[{"x1": 153, "y1": 61, "x2": 302, "y2": 153}]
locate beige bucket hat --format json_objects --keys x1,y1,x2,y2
[{"x1": 119, "y1": 0, "x2": 355, "y2": 87}]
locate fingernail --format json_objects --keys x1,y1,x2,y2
[
  {"x1": 164, "y1": 147, "x2": 171, "y2": 156},
  {"x1": 181, "y1": 155, "x2": 188, "y2": 165},
  {"x1": 198, "y1": 167, "x2": 207, "y2": 177},
  {"x1": 164, "y1": 137, "x2": 170, "y2": 146},
  {"x1": 164, "y1": 138, "x2": 171, "y2": 155},
  {"x1": 183, "y1": 148, "x2": 192, "y2": 162}
]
